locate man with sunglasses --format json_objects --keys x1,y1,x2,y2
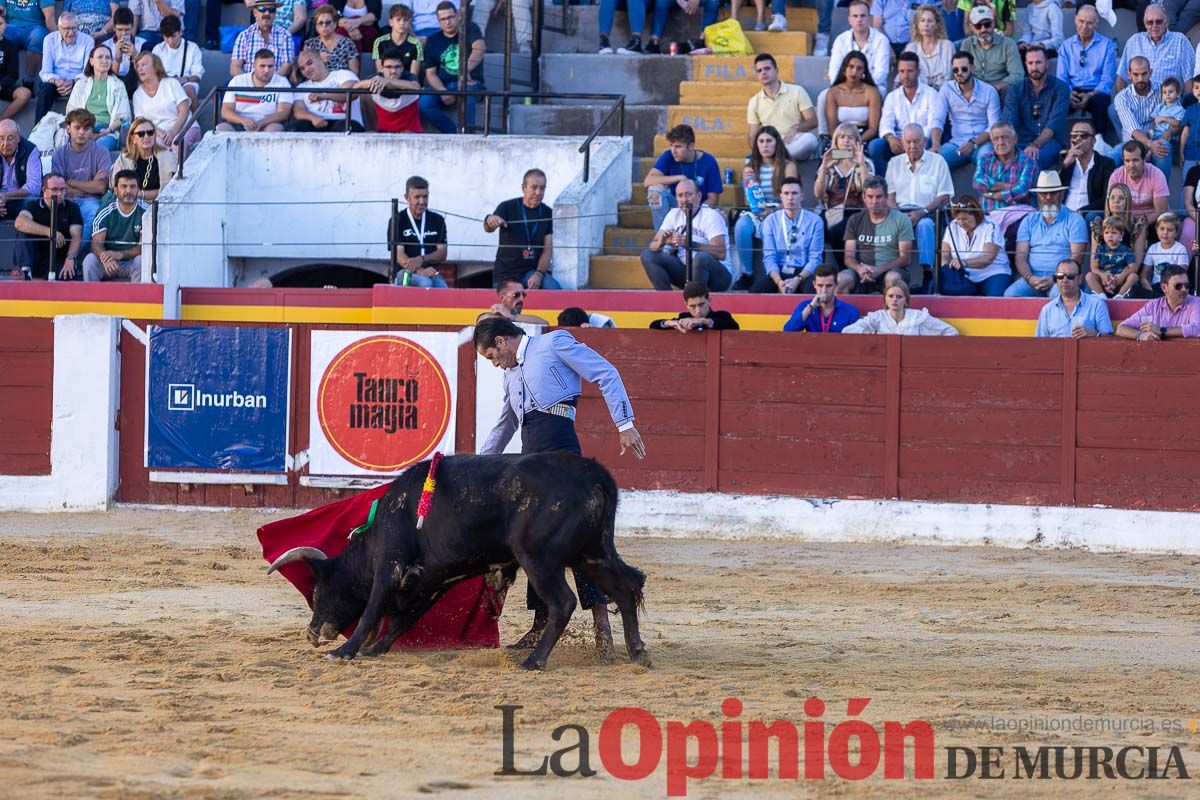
[
  {"x1": 1116, "y1": 265, "x2": 1200, "y2": 339},
  {"x1": 958, "y1": 5, "x2": 1022, "y2": 96},
  {"x1": 1007, "y1": 171, "x2": 1088, "y2": 297},
  {"x1": 230, "y1": 2, "x2": 294, "y2": 79},
  {"x1": 1056, "y1": 6, "x2": 1116, "y2": 141},
  {"x1": 1003, "y1": 44, "x2": 1069, "y2": 171},
  {"x1": 930, "y1": 51, "x2": 1000, "y2": 170},
  {"x1": 1060, "y1": 120, "x2": 1115, "y2": 215},
  {"x1": 1034, "y1": 259, "x2": 1113, "y2": 338},
  {"x1": 481, "y1": 279, "x2": 548, "y2": 323},
  {"x1": 1115, "y1": 5, "x2": 1193, "y2": 96}
]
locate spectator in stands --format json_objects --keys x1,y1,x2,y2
[
  {"x1": 372, "y1": 3, "x2": 421, "y2": 75},
  {"x1": 352, "y1": 51, "x2": 420, "y2": 132},
  {"x1": 597, "y1": 0, "x2": 668, "y2": 54},
  {"x1": 826, "y1": 1, "x2": 889, "y2": 90},
  {"x1": 734, "y1": 125, "x2": 797, "y2": 283},
  {"x1": 782, "y1": 263, "x2": 861, "y2": 332},
  {"x1": 843, "y1": 175, "x2": 914, "y2": 293},
  {"x1": 1034, "y1": 259, "x2": 1112, "y2": 338},
  {"x1": 939, "y1": 193, "x2": 1011, "y2": 296},
  {"x1": 1056, "y1": 5, "x2": 1116, "y2": 142},
  {"x1": 1090, "y1": 182, "x2": 1148, "y2": 268},
  {"x1": 0, "y1": 13, "x2": 31, "y2": 121},
  {"x1": 1060, "y1": 120, "x2": 1115, "y2": 216},
  {"x1": 844, "y1": 279, "x2": 958, "y2": 334},
  {"x1": 420, "y1": 1, "x2": 484, "y2": 134},
  {"x1": 152, "y1": 15, "x2": 202, "y2": 110},
  {"x1": 483, "y1": 167, "x2": 558, "y2": 289},
  {"x1": 1088, "y1": 215, "x2": 1139, "y2": 297},
  {"x1": 83, "y1": 168, "x2": 144, "y2": 282},
  {"x1": 812, "y1": 0, "x2": 832, "y2": 56},
  {"x1": 971, "y1": 0, "x2": 1015, "y2": 36},
  {"x1": 814, "y1": 122, "x2": 871, "y2": 269},
  {"x1": 1139, "y1": 212, "x2": 1188, "y2": 296},
  {"x1": 1116, "y1": 265, "x2": 1200, "y2": 339},
  {"x1": 65, "y1": 45, "x2": 128, "y2": 151},
  {"x1": 1146, "y1": 77, "x2": 1185, "y2": 182},
  {"x1": 482, "y1": 277, "x2": 549, "y2": 324},
  {"x1": 1115, "y1": 4, "x2": 1193, "y2": 95},
  {"x1": 291, "y1": 49, "x2": 362, "y2": 131},
  {"x1": 938, "y1": 0, "x2": 963, "y2": 41},
  {"x1": 14, "y1": 172, "x2": 82, "y2": 280},
  {"x1": 1108, "y1": 140, "x2": 1167, "y2": 226},
  {"x1": 0, "y1": 118, "x2": 39, "y2": 219},
  {"x1": 1182, "y1": 157, "x2": 1200, "y2": 254},
  {"x1": 1115, "y1": 58, "x2": 1162, "y2": 165},
  {"x1": 333, "y1": 0, "x2": 380, "y2": 54},
  {"x1": 230, "y1": 2, "x2": 295, "y2": 79},
  {"x1": 1003, "y1": 45, "x2": 1068, "y2": 171},
  {"x1": 52, "y1": 108, "x2": 109, "y2": 248},
  {"x1": 958, "y1": 6, "x2": 1022, "y2": 96},
  {"x1": 747, "y1": 53, "x2": 818, "y2": 162},
  {"x1": 271, "y1": 0, "x2": 306, "y2": 54},
  {"x1": 904, "y1": 5, "x2": 953, "y2": 90},
  {"x1": 644, "y1": 123, "x2": 722, "y2": 231},
  {"x1": 217, "y1": 48, "x2": 291, "y2": 132},
  {"x1": 869, "y1": 52, "x2": 937, "y2": 176},
  {"x1": 388, "y1": 175, "x2": 447, "y2": 287},
  {"x1": 110, "y1": 116, "x2": 175, "y2": 202},
  {"x1": 973, "y1": 122, "x2": 1035, "y2": 212},
  {"x1": 1006, "y1": 171, "x2": 1089, "y2": 298},
  {"x1": 825, "y1": 51, "x2": 881, "y2": 146},
  {"x1": 931, "y1": 50, "x2": 1000, "y2": 170},
  {"x1": 872, "y1": 0, "x2": 912, "y2": 56},
  {"x1": 132, "y1": 52, "x2": 200, "y2": 151},
  {"x1": 5, "y1": 0, "x2": 54, "y2": 80},
  {"x1": 557, "y1": 307, "x2": 615, "y2": 328},
  {"x1": 886, "y1": 123, "x2": 951, "y2": 289},
  {"x1": 108, "y1": 8, "x2": 146, "y2": 98},
  {"x1": 129, "y1": 0, "x2": 182, "y2": 48},
  {"x1": 758, "y1": 175, "x2": 823, "y2": 293},
  {"x1": 36, "y1": 12, "x2": 93, "y2": 120},
  {"x1": 640, "y1": 178, "x2": 732, "y2": 293},
  {"x1": 1017, "y1": 0, "x2": 1062, "y2": 58},
  {"x1": 305, "y1": 5, "x2": 359, "y2": 75},
  {"x1": 63, "y1": 0, "x2": 110, "y2": 40},
  {"x1": 649, "y1": 281, "x2": 739, "y2": 331}
]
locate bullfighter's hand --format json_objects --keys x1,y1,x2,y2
[{"x1": 619, "y1": 427, "x2": 646, "y2": 459}]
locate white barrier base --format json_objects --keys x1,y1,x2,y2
[{"x1": 616, "y1": 491, "x2": 1198, "y2": 555}]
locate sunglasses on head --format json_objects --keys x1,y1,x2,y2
[{"x1": 1054, "y1": 273, "x2": 1079, "y2": 280}]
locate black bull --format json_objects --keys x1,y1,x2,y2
[{"x1": 267, "y1": 452, "x2": 650, "y2": 670}]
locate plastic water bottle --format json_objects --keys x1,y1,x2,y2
[{"x1": 743, "y1": 177, "x2": 765, "y2": 214}]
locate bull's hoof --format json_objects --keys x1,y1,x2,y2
[
  {"x1": 520, "y1": 655, "x2": 546, "y2": 670},
  {"x1": 507, "y1": 622, "x2": 546, "y2": 651},
  {"x1": 595, "y1": 642, "x2": 617, "y2": 666},
  {"x1": 362, "y1": 641, "x2": 390, "y2": 658},
  {"x1": 631, "y1": 649, "x2": 652, "y2": 668},
  {"x1": 326, "y1": 645, "x2": 358, "y2": 661}
]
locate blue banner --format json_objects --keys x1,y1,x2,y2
[{"x1": 146, "y1": 326, "x2": 291, "y2": 471}]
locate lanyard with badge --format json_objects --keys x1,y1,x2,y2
[
  {"x1": 782, "y1": 212, "x2": 802, "y2": 275},
  {"x1": 520, "y1": 204, "x2": 539, "y2": 260},
  {"x1": 407, "y1": 209, "x2": 427, "y2": 254}
]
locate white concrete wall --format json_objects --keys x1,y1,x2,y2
[
  {"x1": 553, "y1": 137, "x2": 632, "y2": 289},
  {"x1": 0, "y1": 315, "x2": 120, "y2": 511},
  {"x1": 151, "y1": 133, "x2": 632, "y2": 300}
]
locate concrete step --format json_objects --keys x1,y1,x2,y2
[
  {"x1": 744, "y1": 30, "x2": 812, "y2": 57},
  {"x1": 720, "y1": 6, "x2": 818, "y2": 33},
  {"x1": 630, "y1": 183, "x2": 649, "y2": 204},
  {"x1": 679, "y1": 80, "x2": 759, "y2": 105},
  {"x1": 618, "y1": 204, "x2": 653, "y2": 228},
  {"x1": 539, "y1": 53, "x2": 689, "y2": 105},
  {"x1": 508, "y1": 102, "x2": 667, "y2": 154},
  {"x1": 690, "y1": 55, "x2": 793, "y2": 83},
  {"x1": 668, "y1": 105, "x2": 746, "y2": 137},
  {"x1": 603, "y1": 226, "x2": 655, "y2": 255},
  {"x1": 654, "y1": 132, "x2": 748, "y2": 158},
  {"x1": 589, "y1": 254, "x2": 653, "y2": 289}
]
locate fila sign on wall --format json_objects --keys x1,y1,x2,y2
[{"x1": 308, "y1": 331, "x2": 457, "y2": 476}]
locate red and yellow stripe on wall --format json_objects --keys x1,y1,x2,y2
[{"x1": 0, "y1": 282, "x2": 163, "y2": 318}]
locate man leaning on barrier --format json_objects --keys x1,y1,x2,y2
[
  {"x1": 218, "y1": 49, "x2": 292, "y2": 133},
  {"x1": 1116, "y1": 265, "x2": 1200, "y2": 340},
  {"x1": 352, "y1": 50, "x2": 421, "y2": 134},
  {"x1": 14, "y1": 172, "x2": 82, "y2": 280},
  {"x1": 291, "y1": 49, "x2": 362, "y2": 132}
]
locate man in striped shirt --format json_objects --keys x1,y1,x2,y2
[
  {"x1": 1114, "y1": 57, "x2": 1157, "y2": 148},
  {"x1": 229, "y1": 3, "x2": 295, "y2": 80},
  {"x1": 1115, "y1": 4, "x2": 1193, "y2": 94}
]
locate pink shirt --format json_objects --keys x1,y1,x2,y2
[
  {"x1": 1119, "y1": 295, "x2": 1200, "y2": 338},
  {"x1": 1107, "y1": 164, "x2": 1169, "y2": 215}
]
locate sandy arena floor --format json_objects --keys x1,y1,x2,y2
[{"x1": 1, "y1": 507, "x2": 1198, "y2": 799}]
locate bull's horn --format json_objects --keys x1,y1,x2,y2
[{"x1": 266, "y1": 546, "x2": 329, "y2": 574}]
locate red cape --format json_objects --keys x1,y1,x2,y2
[{"x1": 257, "y1": 483, "x2": 503, "y2": 649}]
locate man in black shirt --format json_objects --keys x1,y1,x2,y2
[
  {"x1": 14, "y1": 172, "x2": 83, "y2": 280},
  {"x1": 388, "y1": 175, "x2": 448, "y2": 287},
  {"x1": 649, "y1": 281, "x2": 740, "y2": 331},
  {"x1": 483, "y1": 167, "x2": 561, "y2": 289},
  {"x1": 419, "y1": 0, "x2": 485, "y2": 133},
  {"x1": 0, "y1": 16, "x2": 31, "y2": 122}
]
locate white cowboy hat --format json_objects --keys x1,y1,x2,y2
[{"x1": 1029, "y1": 170, "x2": 1067, "y2": 193}]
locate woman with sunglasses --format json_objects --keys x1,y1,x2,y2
[
  {"x1": 843, "y1": 279, "x2": 958, "y2": 334},
  {"x1": 66, "y1": 45, "x2": 129, "y2": 152},
  {"x1": 132, "y1": 52, "x2": 201, "y2": 155},
  {"x1": 109, "y1": 116, "x2": 177, "y2": 203},
  {"x1": 938, "y1": 194, "x2": 1011, "y2": 295},
  {"x1": 304, "y1": 5, "x2": 359, "y2": 75},
  {"x1": 733, "y1": 126, "x2": 798, "y2": 283}
]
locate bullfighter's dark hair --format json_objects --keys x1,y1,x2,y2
[{"x1": 473, "y1": 316, "x2": 524, "y2": 349}]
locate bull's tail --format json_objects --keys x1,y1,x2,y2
[{"x1": 592, "y1": 458, "x2": 646, "y2": 611}]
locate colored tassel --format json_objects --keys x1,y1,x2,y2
[{"x1": 415, "y1": 452, "x2": 443, "y2": 530}]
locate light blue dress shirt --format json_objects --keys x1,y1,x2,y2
[{"x1": 1035, "y1": 292, "x2": 1114, "y2": 337}]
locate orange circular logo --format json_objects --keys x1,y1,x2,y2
[{"x1": 317, "y1": 336, "x2": 451, "y2": 471}]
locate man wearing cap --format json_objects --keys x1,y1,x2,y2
[
  {"x1": 958, "y1": 5, "x2": 1023, "y2": 96},
  {"x1": 475, "y1": 315, "x2": 646, "y2": 661},
  {"x1": 230, "y1": 3, "x2": 296, "y2": 79},
  {"x1": 1006, "y1": 171, "x2": 1089, "y2": 298},
  {"x1": 1003, "y1": 44, "x2": 1069, "y2": 171}
]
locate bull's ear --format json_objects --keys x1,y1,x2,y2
[{"x1": 266, "y1": 546, "x2": 329, "y2": 575}]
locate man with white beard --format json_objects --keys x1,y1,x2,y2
[{"x1": 1006, "y1": 171, "x2": 1090, "y2": 298}]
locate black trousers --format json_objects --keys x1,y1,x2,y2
[{"x1": 520, "y1": 409, "x2": 607, "y2": 612}]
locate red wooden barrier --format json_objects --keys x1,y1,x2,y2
[
  {"x1": 0, "y1": 317, "x2": 52, "y2": 475},
  {"x1": 115, "y1": 324, "x2": 1200, "y2": 514}
]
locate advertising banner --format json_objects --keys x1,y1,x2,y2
[
  {"x1": 308, "y1": 331, "x2": 457, "y2": 476},
  {"x1": 146, "y1": 326, "x2": 292, "y2": 471}
]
